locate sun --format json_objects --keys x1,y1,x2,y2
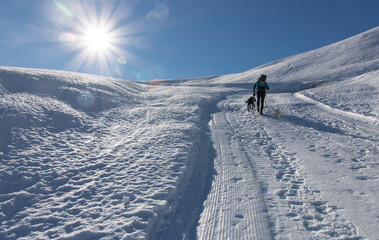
[
  {"x1": 84, "y1": 27, "x2": 112, "y2": 52},
  {"x1": 52, "y1": 1, "x2": 141, "y2": 77}
]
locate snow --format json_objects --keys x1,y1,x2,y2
[{"x1": 1, "y1": 26, "x2": 379, "y2": 239}]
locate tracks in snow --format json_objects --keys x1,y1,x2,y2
[
  {"x1": 197, "y1": 93, "x2": 369, "y2": 239},
  {"x1": 154, "y1": 90, "x2": 375, "y2": 239},
  {"x1": 274, "y1": 92, "x2": 378, "y2": 239},
  {"x1": 197, "y1": 99, "x2": 272, "y2": 240}
]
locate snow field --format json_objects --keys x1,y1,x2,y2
[
  {"x1": 1, "y1": 26, "x2": 379, "y2": 239},
  {"x1": 0, "y1": 67, "x2": 227, "y2": 239}
]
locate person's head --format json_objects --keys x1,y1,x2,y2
[{"x1": 259, "y1": 74, "x2": 267, "y2": 81}]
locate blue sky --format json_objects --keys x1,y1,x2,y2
[{"x1": 0, "y1": 0, "x2": 378, "y2": 81}]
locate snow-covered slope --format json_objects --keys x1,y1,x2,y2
[
  {"x1": 166, "y1": 26, "x2": 379, "y2": 91},
  {"x1": 0, "y1": 67, "x2": 228, "y2": 239},
  {"x1": 1, "y1": 26, "x2": 378, "y2": 239}
]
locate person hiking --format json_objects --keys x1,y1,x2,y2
[{"x1": 253, "y1": 74, "x2": 269, "y2": 115}]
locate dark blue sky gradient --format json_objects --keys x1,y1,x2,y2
[{"x1": 0, "y1": 0, "x2": 378, "y2": 80}]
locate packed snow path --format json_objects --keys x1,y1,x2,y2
[
  {"x1": 197, "y1": 99, "x2": 273, "y2": 240},
  {"x1": 196, "y1": 92, "x2": 378, "y2": 239}
]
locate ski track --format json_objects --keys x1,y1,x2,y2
[
  {"x1": 197, "y1": 98, "x2": 272, "y2": 240},
  {"x1": 197, "y1": 92, "x2": 378, "y2": 239}
]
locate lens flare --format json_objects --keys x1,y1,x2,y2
[
  {"x1": 149, "y1": 79, "x2": 162, "y2": 90},
  {"x1": 53, "y1": 0, "x2": 74, "y2": 18},
  {"x1": 49, "y1": 1, "x2": 133, "y2": 77},
  {"x1": 50, "y1": 0, "x2": 171, "y2": 80},
  {"x1": 59, "y1": 32, "x2": 77, "y2": 43},
  {"x1": 112, "y1": 65, "x2": 122, "y2": 77},
  {"x1": 134, "y1": 70, "x2": 149, "y2": 81},
  {"x1": 267, "y1": 192, "x2": 274, "y2": 199},
  {"x1": 118, "y1": 56, "x2": 127, "y2": 65}
]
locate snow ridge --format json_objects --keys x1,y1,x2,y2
[{"x1": 294, "y1": 92, "x2": 379, "y2": 126}]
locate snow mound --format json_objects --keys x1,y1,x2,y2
[{"x1": 0, "y1": 67, "x2": 143, "y2": 112}]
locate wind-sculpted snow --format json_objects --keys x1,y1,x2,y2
[
  {"x1": 1, "y1": 26, "x2": 379, "y2": 239},
  {"x1": 0, "y1": 67, "x2": 226, "y2": 239},
  {"x1": 0, "y1": 67, "x2": 142, "y2": 113}
]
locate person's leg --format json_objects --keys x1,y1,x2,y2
[
  {"x1": 257, "y1": 97, "x2": 260, "y2": 112},
  {"x1": 260, "y1": 94, "x2": 266, "y2": 115}
]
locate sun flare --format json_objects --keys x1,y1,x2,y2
[
  {"x1": 53, "y1": 1, "x2": 143, "y2": 78},
  {"x1": 84, "y1": 27, "x2": 112, "y2": 52}
]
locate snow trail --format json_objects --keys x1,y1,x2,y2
[
  {"x1": 197, "y1": 96, "x2": 273, "y2": 240},
  {"x1": 197, "y1": 91, "x2": 377, "y2": 239},
  {"x1": 150, "y1": 97, "x2": 219, "y2": 240}
]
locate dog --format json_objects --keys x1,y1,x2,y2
[
  {"x1": 245, "y1": 96, "x2": 256, "y2": 112},
  {"x1": 274, "y1": 106, "x2": 281, "y2": 119}
]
